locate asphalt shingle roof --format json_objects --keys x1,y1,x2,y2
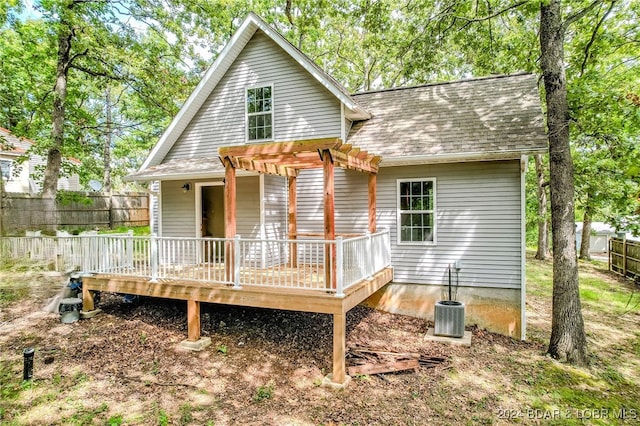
[{"x1": 347, "y1": 73, "x2": 548, "y2": 161}]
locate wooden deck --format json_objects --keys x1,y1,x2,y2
[{"x1": 82, "y1": 266, "x2": 393, "y2": 385}]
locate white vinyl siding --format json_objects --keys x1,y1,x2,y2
[
  {"x1": 164, "y1": 30, "x2": 341, "y2": 162},
  {"x1": 295, "y1": 160, "x2": 522, "y2": 290},
  {"x1": 263, "y1": 174, "x2": 287, "y2": 240},
  {"x1": 160, "y1": 176, "x2": 260, "y2": 238},
  {"x1": 150, "y1": 181, "x2": 160, "y2": 234}
]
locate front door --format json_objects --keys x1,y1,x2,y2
[{"x1": 199, "y1": 184, "x2": 225, "y2": 261}]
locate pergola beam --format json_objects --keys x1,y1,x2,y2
[
  {"x1": 219, "y1": 138, "x2": 379, "y2": 176},
  {"x1": 219, "y1": 137, "x2": 342, "y2": 157}
]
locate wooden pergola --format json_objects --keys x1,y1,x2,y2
[
  {"x1": 218, "y1": 137, "x2": 382, "y2": 384},
  {"x1": 219, "y1": 137, "x2": 381, "y2": 285}
]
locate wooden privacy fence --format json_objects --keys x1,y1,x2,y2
[
  {"x1": 0, "y1": 192, "x2": 149, "y2": 234},
  {"x1": 609, "y1": 237, "x2": 640, "y2": 281}
]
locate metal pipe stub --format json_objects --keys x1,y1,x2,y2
[{"x1": 23, "y1": 348, "x2": 34, "y2": 380}]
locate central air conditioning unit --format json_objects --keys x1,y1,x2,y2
[{"x1": 434, "y1": 261, "x2": 466, "y2": 338}]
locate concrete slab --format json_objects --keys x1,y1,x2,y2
[
  {"x1": 425, "y1": 328, "x2": 472, "y2": 346},
  {"x1": 177, "y1": 337, "x2": 212, "y2": 352},
  {"x1": 80, "y1": 309, "x2": 102, "y2": 319},
  {"x1": 321, "y1": 373, "x2": 351, "y2": 390}
]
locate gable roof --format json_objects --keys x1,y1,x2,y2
[
  {"x1": 128, "y1": 73, "x2": 548, "y2": 182},
  {"x1": 348, "y1": 73, "x2": 547, "y2": 165},
  {"x1": 140, "y1": 12, "x2": 370, "y2": 171},
  {"x1": 0, "y1": 127, "x2": 82, "y2": 164},
  {"x1": 0, "y1": 126, "x2": 34, "y2": 156}
]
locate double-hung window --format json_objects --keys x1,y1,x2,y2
[
  {"x1": 397, "y1": 178, "x2": 436, "y2": 244},
  {"x1": 246, "y1": 85, "x2": 273, "y2": 141}
]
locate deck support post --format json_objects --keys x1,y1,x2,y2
[
  {"x1": 288, "y1": 176, "x2": 297, "y2": 267},
  {"x1": 322, "y1": 149, "x2": 336, "y2": 289},
  {"x1": 82, "y1": 285, "x2": 95, "y2": 312},
  {"x1": 224, "y1": 158, "x2": 237, "y2": 283},
  {"x1": 368, "y1": 173, "x2": 377, "y2": 233},
  {"x1": 187, "y1": 300, "x2": 200, "y2": 341},
  {"x1": 332, "y1": 311, "x2": 347, "y2": 384}
]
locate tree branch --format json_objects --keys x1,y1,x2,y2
[
  {"x1": 69, "y1": 63, "x2": 123, "y2": 80},
  {"x1": 562, "y1": 0, "x2": 603, "y2": 32},
  {"x1": 455, "y1": 0, "x2": 530, "y2": 30},
  {"x1": 580, "y1": 1, "x2": 616, "y2": 75}
]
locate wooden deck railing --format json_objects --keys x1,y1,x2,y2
[
  {"x1": 0, "y1": 230, "x2": 392, "y2": 296},
  {"x1": 610, "y1": 237, "x2": 640, "y2": 281}
]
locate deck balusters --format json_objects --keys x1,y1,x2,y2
[
  {"x1": 150, "y1": 234, "x2": 158, "y2": 282},
  {"x1": 0, "y1": 230, "x2": 391, "y2": 294}
]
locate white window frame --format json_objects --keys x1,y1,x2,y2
[
  {"x1": 245, "y1": 83, "x2": 274, "y2": 143},
  {"x1": 396, "y1": 177, "x2": 437, "y2": 246}
]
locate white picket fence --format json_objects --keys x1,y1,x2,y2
[{"x1": 0, "y1": 230, "x2": 391, "y2": 295}]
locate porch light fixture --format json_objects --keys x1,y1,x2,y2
[{"x1": 181, "y1": 183, "x2": 191, "y2": 193}]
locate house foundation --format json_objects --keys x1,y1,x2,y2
[{"x1": 363, "y1": 283, "x2": 522, "y2": 339}]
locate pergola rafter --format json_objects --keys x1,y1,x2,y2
[{"x1": 219, "y1": 137, "x2": 380, "y2": 178}]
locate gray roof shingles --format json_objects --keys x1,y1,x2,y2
[
  {"x1": 347, "y1": 73, "x2": 548, "y2": 160},
  {"x1": 129, "y1": 73, "x2": 548, "y2": 180}
]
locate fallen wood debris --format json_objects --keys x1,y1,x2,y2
[
  {"x1": 346, "y1": 346, "x2": 447, "y2": 376},
  {"x1": 348, "y1": 359, "x2": 419, "y2": 376}
]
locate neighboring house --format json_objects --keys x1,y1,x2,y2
[
  {"x1": 576, "y1": 222, "x2": 617, "y2": 254},
  {"x1": 127, "y1": 13, "x2": 547, "y2": 339},
  {"x1": 576, "y1": 221, "x2": 638, "y2": 254},
  {"x1": 0, "y1": 127, "x2": 81, "y2": 193}
]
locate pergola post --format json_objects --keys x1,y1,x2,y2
[
  {"x1": 224, "y1": 158, "x2": 237, "y2": 283},
  {"x1": 368, "y1": 173, "x2": 377, "y2": 233},
  {"x1": 288, "y1": 176, "x2": 297, "y2": 267},
  {"x1": 322, "y1": 149, "x2": 336, "y2": 289}
]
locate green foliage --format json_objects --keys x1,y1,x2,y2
[
  {"x1": 216, "y1": 344, "x2": 227, "y2": 354},
  {"x1": 55, "y1": 191, "x2": 93, "y2": 206},
  {"x1": 178, "y1": 404, "x2": 193, "y2": 424},
  {"x1": 157, "y1": 408, "x2": 170, "y2": 426},
  {"x1": 106, "y1": 415, "x2": 124, "y2": 426},
  {"x1": 253, "y1": 381, "x2": 275, "y2": 402}
]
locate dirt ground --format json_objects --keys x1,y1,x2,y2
[{"x1": 0, "y1": 262, "x2": 638, "y2": 425}]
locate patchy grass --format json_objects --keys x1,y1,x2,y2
[
  {"x1": 100, "y1": 226, "x2": 150, "y2": 236},
  {"x1": 0, "y1": 255, "x2": 639, "y2": 424}
]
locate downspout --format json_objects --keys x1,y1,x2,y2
[{"x1": 520, "y1": 155, "x2": 528, "y2": 340}]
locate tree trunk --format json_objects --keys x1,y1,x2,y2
[
  {"x1": 579, "y1": 195, "x2": 593, "y2": 260},
  {"x1": 540, "y1": 0, "x2": 588, "y2": 365},
  {"x1": 42, "y1": 22, "x2": 72, "y2": 199},
  {"x1": 535, "y1": 154, "x2": 551, "y2": 260},
  {"x1": 103, "y1": 87, "x2": 112, "y2": 194}
]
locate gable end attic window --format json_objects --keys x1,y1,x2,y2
[
  {"x1": 397, "y1": 178, "x2": 436, "y2": 245},
  {"x1": 246, "y1": 85, "x2": 273, "y2": 142}
]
